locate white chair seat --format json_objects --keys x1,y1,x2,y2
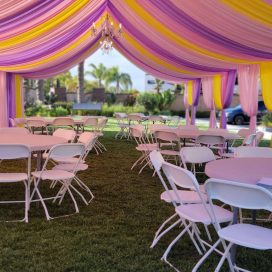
[
  {"x1": 52, "y1": 157, "x2": 85, "y2": 164},
  {"x1": 136, "y1": 144, "x2": 157, "y2": 152},
  {"x1": 32, "y1": 170, "x2": 74, "y2": 180},
  {"x1": 53, "y1": 163, "x2": 88, "y2": 172},
  {"x1": 0, "y1": 173, "x2": 27, "y2": 182},
  {"x1": 175, "y1": 203, "x2": 233, "y2": 225},
  {"x1": 218, "y1": 223, "x2": 272, "y2": 250},
  {"x1": 160, "y1": 150, "x2": 180, "y2": 156},
  {"x1": 161, "y1": 190, "x2": 207, "y2": 204}
]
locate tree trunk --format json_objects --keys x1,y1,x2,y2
[
  {"x1": 38, "y1": 79, "x2": 45, "y2": 102},
  {"x1": 116, "y1": 79, "x2": 120, "y2": 93},
  {"x1": 77, "y1": 61, "x2": 85, "y2": 103}
]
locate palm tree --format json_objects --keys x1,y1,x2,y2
[
  {"x1": 154, "y1": 78, "x2": 164, "y2": 94},
  {"x1": 86, "y1": 63, "x2": 107, "y2": 87},
  {"x1": 105, "y1": 66, "x2": 132, "y2": 93},
  {"x1": 77, "y1": 61, "x2": 85, "y2": 103}
]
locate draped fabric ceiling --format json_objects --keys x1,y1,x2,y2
[{"x1": 0, "y1": 0, "x2": 272, "y2": 128}]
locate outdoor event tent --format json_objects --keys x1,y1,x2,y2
[{"x1": 0, "y1": 0, "x2": 271, "y2": 129}]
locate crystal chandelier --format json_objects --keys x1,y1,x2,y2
[{"x1": 91, "y1": 13, "x2": 122, "y2": 54}]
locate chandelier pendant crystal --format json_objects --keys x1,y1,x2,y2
[{"x1": 91, "y1": 13, "x2": 122, "y2": 54}]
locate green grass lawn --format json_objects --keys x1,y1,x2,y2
[{"x1": 0, "y1": 127, "x2": 271, "y2": 271}]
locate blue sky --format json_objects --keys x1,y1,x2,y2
[{"x1": 70, "y1": 48, "x2": 146, "y2": 90}]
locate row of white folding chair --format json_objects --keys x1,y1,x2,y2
[
  {"x1": 50, "y1": 132, "x2": 98, "y2": 204},
  {"x1": 0, "y1": 143, "x2": 86, "y2": 222},
  {"x1": 26, "y1": 119, "x2": 49, "y2": 134},
  {"x1": 149, "y1": 150, "x2": 233, "y2": 271},
  {"x1": 193, "y1": 179, "x2": 272, "y2": 272}
]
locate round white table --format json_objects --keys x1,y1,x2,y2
[
  {"x1": 0, "y1": 134, "x2": 66, "y2": 153},
  {"x1": 205, "y1": 158, "x2": 272, "y2": 185},
  {"x1": 0, "y1": 134, "x2": 66, "y2": 169}
]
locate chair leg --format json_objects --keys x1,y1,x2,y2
[
  {"x1": 63, "y1": 181, "x2": 79, "y2": 213},
  {"x1": 24, "y1": 180, "x2": 29, "y2": 223},
  {"x1": 151, "y1": 213, "x2": 181, "y2": 248},
  {"x1": 215, "y1": 241, "x2": 234, "y2": 272}
]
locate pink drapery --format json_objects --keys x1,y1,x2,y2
[
  {"x1": 237, "y1": 64, "x2": 260, "y2": 132},
  {"x1": 183, "y1": 84, "x2": 191, "y2": 125},
  {"x1": 0, "y1": 71, "x2": 8, "y2": 127},
  {"x1": 201, "y1": 77, "x2": 217, "y2": 128}
]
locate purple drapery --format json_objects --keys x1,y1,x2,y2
[
  {"x1": 0, "y1": 71, "x2": 8, "y2": 127},
  {"x1": 6, "y1": 73, "x2": 16, "y2": 121},
  {"x1": 238, "y1": 64, "x2": 259, "y2": 132},
  {"x1": 220, "y1": 70, "x2": 237, "y2": 128},
  {"x1": 190, "y1": 79, "x2": 201, "y2": 125},
  {"x1": 183, "y1": 84, "x2": 190, "y2": 125}
]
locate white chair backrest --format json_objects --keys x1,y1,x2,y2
[
  {"x1": 154, "y1": 130, "x2": 179, "y2": 143},
  {"x1": 78, "y1": 132, "x2": 96, "y2": 146},
  {"x1": 128, "y1": 114, "x2": 143, "y2": 122},
  {"x1": 53, "y1": 128, "x2": 76, "y2": 143},
  {"x1": 196, "y1": 135, "x2": 225, "y2": 146},
  {"x1": 27, "y1": 119, "x2": 46, "y2": 127},
  {"x1": 237, "y1": 128, "x2": 252, "y2": 138},
  {"x1": 180, "y1": 146, "x2": 216, "y2": 164},
  {"x1": 0, "y1": 144, "x2": 31, "y2": 160},
  {"x1": 235, "y1": 146, "x2": 272, "y2": 158},
  {"x1": 97, "y1": 117, "x2": 108, "y2": 128},
  {"x1": 48, "y1": 143, "x2": 85, "y2": 160},
  {"x1": 178, "y1": 125, "x2": 198, "y2": 130},
  {"x1": 206, "y1": 179, "x2": 272, "y2": 212},
  {"x1": 84, "y1": 117, "x2": 98, "y2": 126},
  {"x1": 242, "y1": 133, "x2": 256, "y2": 146},
  {"x1": 115, "y1": 112, "x2": 127, "y2": 119},
  {"x1": 0, "y1": 127, "x2": 30, "y2": 134},
  {"x1": 149, "y1": 150, "x2": 165, "y2": 172},
  {"x1": 149, "y1": 124, "x2": 168, "y2": 133},
  {"x1": 162, "y1": 162, "x2": 199, "y2": 191},
  {"x1": 52, "y1": 117, "x2": 74, "y2": 126}
]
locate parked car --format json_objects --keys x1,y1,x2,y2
[{"x1": 224, "y1": 101, "x2": 267, "y2": 125}]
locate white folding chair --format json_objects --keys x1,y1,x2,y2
[
  {"x1": 222, "y1": 133, "x2": 257, "y2": 158},
  {"x1": 154, "y1": 130, "x2": 181, "y2": 164},
  {"x1": 194, "y1": 179, "x2": 272, "y2": 272},
  {"x1": 149, "y1": 115, "x2": 164, "y2": 124},
  {"x1": 114, "y1": 113, "x2": 129, "y2": 139},
  {"x1": 130, "y1": 125, "x2": 157, "y2": 174},
  {"x1": 52, "y1": 117, "x2": 75, "y2": 131},
  {"x1": 178, "y1": 124, "x2": 199, "y2": 130},
  {"x1": 196, "y1": 134, "x2": 226, "y2": 156},
  {"x1": 180, "y1": 146, "x2": 216, "y2": 176},
  {"x1": 53, "y1": 128, "x2": 76, "y2": 143},
  {"x1": 148, "y1": 124, "x2": 168, "y2": 143},
  {"x1": 81, "y1": 117, "x2": 98, "y2": 133},
  {"x1": 256, "y1": 131, "x2": 264, "y2": 146},
  {"x1": 149, "y1": 150, "x2": 208, "y2": 249},
  {"x1": 0, "y1": 144, "x2": 31, "y2": 223},
  {"x1": 52, "y1": 134, "x2": 98, "y2": 204},
  {"x1": 161, "y1": 162, "x2": 233, "y2": 271},
  {"x1": 94, "y1": 117, "x2": 108, "y2": 153},
  {"x1": 26, "y1": 119, "x2": 48, "y2": 134},
  {"x1": 30, "y1": 144, "x2": 85, "y2": 220}
]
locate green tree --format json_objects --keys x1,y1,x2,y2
[
  {"x1": 154, "y1": 78, "x2": 164, "y2": 94},
  {"x1": 77, "y1": 61, "x2": 85, "y2": 103},
  {"x1": 86, "y1": 63, "x2": 107, "y2": 87},
  {"x1": 105, "y1": 66, "x2": 132, "y2": 93}
]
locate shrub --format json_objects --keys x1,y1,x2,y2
[
  {"x1": 262, "y1": 113, "x2": 272, "y2": 127},
  {"x1": 123, "y1": 94, "x2": 136, "y2": 106},
  {"x1": 51, "y1": 106, "x2": 69, "y2": 117},
  {"x1": 101, "y1": 103, "x2": 145, "y2": 117},
  {"x1": 105, "y1": 93, "x2": 116, "y2": 105},
  {"x1": 137, "y1": 92, "x2": 158, "y2": 113},
  {"x1": 137, "y1": 90, "x2": 174, "y2": 114},
  {"x1": 53, "y1": 101, "x2": 73, "y2": 113}
]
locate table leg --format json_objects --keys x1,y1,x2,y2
[
  {"x1": 230, "y1": 207, "x2": 238, "y2": 263},
  {"x1": 34, "y1": 151, "x2": 44, "y2": 207},
  {"x1": 226, "y1": 140, "x2": 229, "y2": 153},
  {"x1": 252, "y1": 210, "x2": 257, "y2": 224}
]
